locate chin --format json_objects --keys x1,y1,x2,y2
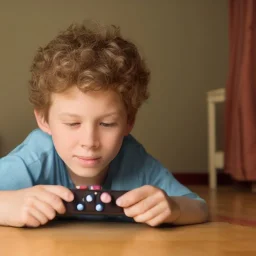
[{"x1": 75, "y1": 168, "x2": 103, "y2": 177}]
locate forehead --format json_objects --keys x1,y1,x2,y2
[{"x1": 50, "y1": 87, "x2": 126, "y2": 115}]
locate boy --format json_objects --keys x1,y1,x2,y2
[{"x1": 0, "y1": 21, "x2": 208, "y2": 228}]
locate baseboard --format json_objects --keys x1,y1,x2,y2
[{"x1": 173, "y1": 170, "x2": 232, "y2": 185}]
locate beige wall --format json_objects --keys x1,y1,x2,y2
[{"x1": 0, "y1": 0, "x2": 228, "y2": 173}]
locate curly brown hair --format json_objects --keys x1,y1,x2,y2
[{"x1": 28, "y1": 21, "x2": 150, "y2": 123}]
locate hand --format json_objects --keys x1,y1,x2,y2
[
  {"x1": 116, "y1": 185, "x2": 180, "y2": 227},
  {"x1": 2, "y1": 185, "x2": 74, "y2": 228}
]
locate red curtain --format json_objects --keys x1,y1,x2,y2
[{"x1": 224, "y1": 0, "x2": 256, "y2": 181}]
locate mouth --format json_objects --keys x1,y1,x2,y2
[
  {"x1": 75, "y1": 156, "x2": 102, "y2": 166},
  {"x1": 77, "y1": 156, "x2": 101, "y2": 161}
]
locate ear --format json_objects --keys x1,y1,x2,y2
[
  {"x1": 34, "y1": 110, "x2": 52, "y2": 135},
  {"x1": 124, "y1": 119, "x2": 135, "y2": 136}
]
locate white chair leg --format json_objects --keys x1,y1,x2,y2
[{"x1": 208, "y1": 101, "x2": 217, "y2": 189}]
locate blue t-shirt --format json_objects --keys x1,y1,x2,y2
[{"x1": 0, "y1": 129, "x2": 203, "y2": 201}]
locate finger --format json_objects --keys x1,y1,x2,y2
[
  {"x1": 116, "y1": 185, "x2": 156, "y2": 207},
  {"x1": 42, "y1": 185, "x2": 74, "y2": 202},
  {"x1": 133, "y1": 201, "x2": 169, "y2": 224},
  {"x1": 123, "y1": 195, "x2": 157, "y2": 218},
  {"x1": 100, "y1": 192, "x2": 112, "y2": 203},
  {"x1": 26, "y1": 206, "x2": 48, "y2": 226},
  {"x1": 145, "y1": 209, "x2": 171, "y2": 227},
  {"x1": 37, "y1": 190, "x2": 67, "y2": 214},
  {"x1": 33, "y1": 197, "x2": 56, "y2": 220},
  {"x1": 24, "y1": 214, "x2": 41, "y2": 228}
]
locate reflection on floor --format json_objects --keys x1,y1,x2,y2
[{"x1": 188, "y1": 185, "x2": 256, "y2": 227}]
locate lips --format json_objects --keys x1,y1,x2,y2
[
  {"x1": 76, "y1": 156, "x2": 101, "y2": 160},
  {"x1": 75, "y1": 155, "x2": 102, "y2": 167}
]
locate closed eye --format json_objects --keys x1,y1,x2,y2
[
  {"x1": 65, "y1": 123, "x2": 80, "y2": 127},
  {"x1": 100, "y1": 122, "x2": 116, "y2": 127}
]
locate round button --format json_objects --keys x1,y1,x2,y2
[
  {"x1": 100, "y1": 192, "x2": 112, "y2": 203},
  {"x1": 76, "y1": 203, "x2": 84, "y2": 211},
  {"x1": 86, "y1": 194, "x2": 94, "y2": 202},
  {"x1": 95, "y1": 203, "x2": 104, "y2": 212}
]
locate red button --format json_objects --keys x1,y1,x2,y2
[
  {"x1": 76, "y1": 185, "x2": 88, "y2": 190},
  {"x1": 89, "y1": 185, "x2": 102, "y2": 190}
]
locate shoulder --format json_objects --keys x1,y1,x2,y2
[
  {"x1": 122, "y1": 133, "x2": 143, "y2": 151},
  {"x1": 111, "y1": 134, "x2": 173, "y2": 188},
  {"x1": 23, "y1": 128, "x2": 53, "y2": 149},
  {"x1": 0, "y1": 129, "x2": 56, "y2": 189},
  {"x1": 113, "y1": 134, "x2": 204, "y2": 201},
  {"x1": 119, "y1": 134, "x2": 147, "y2": 163},
  {"x1": 113, "y1": 133, "x2": 152, "y2": 178},
  {"x1": 120, "y1": 134, "x2": 160, "y2": 165},
  {"x1": 7, "y1": 128, "x2": 55, "y2": 166}
]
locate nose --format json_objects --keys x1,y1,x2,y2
[{"x1": 80, "y1": 125, "x2": 99, "y2": 149}]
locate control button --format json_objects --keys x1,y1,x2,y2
[
  {"x1": 76, "y1": 185, "x2": 88, "y2": 190},
  {"x1": 89, "y1": 185, "x2": 102, "y2": 190},
  {"x1": 76, "y1": 203, "x2": 84, "y2": 211},
  {"x1": 85, "y1": 194, "x2": 95, "y2": 202},
  {"x1": 100, "y1": 192, "x2": 112, "y2": 203},
  {"x1": 95, "y1": 203, "x2": 104, "y2": 212}
]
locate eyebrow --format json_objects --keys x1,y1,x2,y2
[
  {"x1": 59, "y1": 113, "x2": 80, "y2": 118},
  {"x1": 58, "y1": 112, "x2": 121, "y2": 118}
]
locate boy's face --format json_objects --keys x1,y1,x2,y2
[{"x1": 35, "y1": 86, "x2": 133, "y2": 185}]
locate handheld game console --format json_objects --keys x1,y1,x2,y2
[{"x1": 61, "y1": 185, "x2": 128, "y2": 217}]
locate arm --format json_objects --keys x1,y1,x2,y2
[
  {"x1": 165, "y1": 196, "x2": 209, "y2": 225},
  {"x1": 0, "y1": 191, "x2": 17, "y2": 226},
  {"x1": 116, "y1": 185, "x2": 209, "y2": 227},
  {"x1": 140, "y1": 145, "x2": 208, "y2": 225}
]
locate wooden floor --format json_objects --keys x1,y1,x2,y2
[
  {"x1": 190, "y1": 185, "x2": 256, "y2": 226},
  {"x1": 0, "y1": 185, "x2": 255, "y2": 256}
]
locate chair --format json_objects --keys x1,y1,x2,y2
[{"x1": 207, "y1": 88, "x2": 225, "y2": 189}]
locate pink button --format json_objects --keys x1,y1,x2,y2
[
  {"x1": 89, "y1": 185, "x2": 102, "y2": 190},
  {"x1": 100, "y1": 192, "x2": 112, "y2": 203}
]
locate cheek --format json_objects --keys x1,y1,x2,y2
[
  {"x1": 51, "y1": 128, "x2": 77, "y2": 153},
  {"x1": 102, "y1": 130, "x2": 125, "y2": 151}
]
